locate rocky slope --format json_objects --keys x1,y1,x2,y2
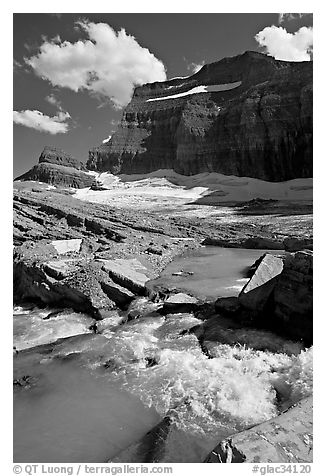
[
  {"x1": 13, "y1": 187, "x2": 313, "y2": 462},
  {"x1": 15, "y1": 146, "x2": 93, "y2": 189},
  {"x1": 87, "y1": 51, "x2": 312, "y2": 182}
]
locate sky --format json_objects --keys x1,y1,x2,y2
[{"x1": 13, "y1": 12, "x2": 313, "y2": 177}]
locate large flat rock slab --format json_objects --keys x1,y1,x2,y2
[
  {"x1": 97, "y1": 258, "x2": 154, "y2": 294},
  {"x1": 204, "y1": 397, "x2": 313, "y2": 463},
  {"x1": 51, "y1": 239, "x2": 82, "y2": 255},
  {"x1": 239, "y1": 254, "x2": 284, "y2": 311},
  {"x1": 43, "y1": 259, "x2": 79, "y2": 280},
  {"x1": 163, "y1": 293, "x2": 199, "y2": 313}
]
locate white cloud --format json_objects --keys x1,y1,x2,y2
[
  {"x1": 25, "y1": 20, "x2": 167, "y2": 108},
  {"x1": 45, "y1": 93, "x2": 62, "y2": 108},
  {"x1": 13, "y1": 59, "x2": 22, "y2": 72},
  {"x1": 187, "y1": 61, "x2": 205, "y2": 74},
  {"x1": 255, "y1": 25, "x2": 313, "y2": 61},
  {"x1": 13, "y1": 109, "x2": 70, "y2": 134},
  {"x1": 102, "y1": 136, "x2": 111, "y2": 144},
  {"x1": 278, "y1": 13, "x2": 310, "y2": 24}
]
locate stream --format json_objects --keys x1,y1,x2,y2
[{"x1": 13, "y1": 247, "x2": 313, "y2": 463}]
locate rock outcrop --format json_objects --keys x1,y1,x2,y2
[
  {"x1": 204, "y1": 397, "x2": 312, "y2": 463},
  {"x1": 239, "y1": 254, "x2": 284, "y2": 311},
  {"x1": 273, "y1": 250, "x2": 313, "y2": 342},
  {"x1": 15, "y1": 146, "x2": 93, "y2": 189},
  {"x1": 38, "y1": 146, "x2": 87, "y2": 170},
  {"x1": 217, "y1": 251, "x2": 313, "y2": 344},
  {"x1": 13, "y1": 188, "x2": 197, "y2": 314},
  {"x1": 88, "y1": 51, "x2": 312, "y2": 182},
  {"x1": 162, "y1": 293, "x2": 199, "y2": 314},
  {"x1": 110, "y1": 412, "x2": 210, "y2": 463}
]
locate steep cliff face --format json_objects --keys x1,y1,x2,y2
[
  {"x1": 88, "y1": 51, "x2": 312, "y2": 181},
  {"x1": 15, "y1": 147, "x2": 93, "y2": 188}
]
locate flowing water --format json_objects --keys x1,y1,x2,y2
[
  {"x1": 150, "y1": 246, "x2": 286, "y2": 299},
  {"x1": 13, "y1": 248, "x2": 313, "y2": 463},
  {"x1": 13, "y1": 354, "x2": 160, "y2": 462}
]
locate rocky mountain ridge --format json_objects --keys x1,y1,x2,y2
[
  {"x1": 88, "y1": 51, "x2": 312, "y2": 182},
  {"x1": 15, "y1": 146, "x2": 93, "y2": 189}
]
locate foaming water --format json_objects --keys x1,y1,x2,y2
[
  {"x1": 13, "y1": 300, "x2": 312, "y2": 462},
  {"x1": 149, "y1": 247, "x2": 285, "y2": 299},
  {"x1": 94, "y1": 317, "x2": 312, "y2": 439},
  {"x1": 13, "y1": 306, "x2": 95, "y2": 350}
]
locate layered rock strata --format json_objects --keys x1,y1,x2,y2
[
  {"x1": 15, "y1": 146, "x2": 93, "y2": 188},
  {"x1": 88, "y1": 51, "x2": 312, "y2": 182}
]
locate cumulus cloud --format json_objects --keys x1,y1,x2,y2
[
  {"x1": 187, "y1": 61, "x2": 205, "y2": 74},
  {"x1": 255, "y1": 25, "x2": 313, "y2": 61},
  {"x1": 13, "y1": 109, "x2": 70, "y2": 134},
  {"x1": 25, "y1": 20, "x2": 167, "y2": 108}
]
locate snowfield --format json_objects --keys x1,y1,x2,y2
[{"x1": 73, "y1": 169, "x2": 313, "y2": 215}]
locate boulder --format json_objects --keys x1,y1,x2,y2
[
  {"x1": 42, "y1": 259, "x2": 77, "y2": 280},
  {"x1": 99, "y1": 279, "x2": 135, "y2": 307},
  {"x1": 239, "y1": 254, "x2": 284, "y2": 311},
  {"x1": 97, "y1": 258, "x2": 154, "y2": 294},
  {"x1": 110, "y1": 413, "x2": 210, "y2": 463},
  {"x1": 14, "y1": 249, "x2": 135, "y2": 316},
  {"x1": 273, "y1": 251, "x2": 313, "y2": 343},
  {"x1": 204, "y1": 397, "x2": 312, "y2": 463},
  {"x1": 163, "y1": 293, "x2": 199, "y2": 313}
]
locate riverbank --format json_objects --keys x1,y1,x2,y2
[{"x1": 13, "y1": 183, "x2": 313, "y2": 463}]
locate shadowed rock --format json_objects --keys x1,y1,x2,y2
[
  {"x1": 109, "y1": 412, "x2": 211, "y2": 463},
  {"x1": 88, "y1": 52, "x2": 312, "y2": 182}
]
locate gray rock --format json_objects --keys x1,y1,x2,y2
[
  {"x1": 273, "y1": 251, "x2": 313, "y2": 343},
  {"x1": 239, "y1": 254, "x2": 284, "y2": 311},
  {"x1": 204, "y1": 397, "x2": 312, "y2": 463},
  {"x1": 215, "y1": 296, "x2": 241, "y2": 315},
  {"x1": 87, "y1": 52, "x2": 312, "y2": 183},
  {"x1": 163, "y1": 293, "x2": 199, "y2": 313},
  {"x1": 110, "y1": 412, "x2": 210, "y2": 463},
  {"x1": 97, "y1": 258, "x2": 154, "y2": 294}
]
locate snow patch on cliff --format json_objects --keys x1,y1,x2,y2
[{"x1": 146, "y1": 81, "x2": 242, "y2": 102}]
